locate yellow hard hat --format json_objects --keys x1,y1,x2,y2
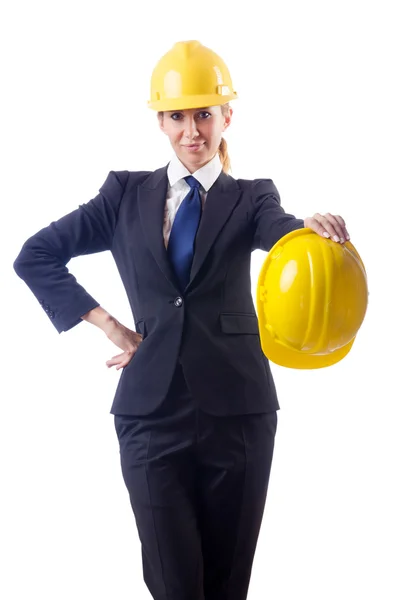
[
  {"x1": 256, "y1": 228, "x2": 368, "y2": 369},
  {"x1": 148, "y1": 40, "x2": 238, "y2": 111}
]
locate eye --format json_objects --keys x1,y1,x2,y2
[
  {"x1": 197, "y1": 111, "x2": 211, "y2": 119},
  {"x1": 170, "y1": 112, "x2": 183, "y2": 120}
]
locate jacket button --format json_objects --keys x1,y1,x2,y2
[
  {"x1": 174, "y1": 297, "x2": 183, "y2": 307},
  {"x1": 49, "y1": 311, "x2": 55, "y2": 318}
]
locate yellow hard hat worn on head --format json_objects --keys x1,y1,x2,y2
[
  {"x1": 148, "y1": 40, "x2": 238, "y2": 111},
  {"x1": 256, "y1": 228, "x2": 368, "y2": 369}
]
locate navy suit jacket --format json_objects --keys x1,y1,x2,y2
[{"x1": 13, "y1": 166, "x2": 304, "y2": 416}]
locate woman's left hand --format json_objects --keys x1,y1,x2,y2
[{"x1": 304, "y1": 213, "x2": 350, "y2": 243}]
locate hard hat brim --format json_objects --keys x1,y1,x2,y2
[
  {"x1": 259, "y1": 331, "x2": 356, "y2": 369},
  {"x1": 148, "y1": 92, "x2": 237, "y2": 111}
]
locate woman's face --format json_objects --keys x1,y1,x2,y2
[{"x1": 158, "y1": 105, "x2": 232, "y2": 172}]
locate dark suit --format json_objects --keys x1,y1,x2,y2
[{"x1": 14, "y1": 166, "x2": 304, "y2": 599}]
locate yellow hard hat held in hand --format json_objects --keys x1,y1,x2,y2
[
  {"x1": 256, "y1": 228, "x2": 368, "y2": 369},
  {"x1": 148, "y1": 40, "x2": 238, "y2": 111}
]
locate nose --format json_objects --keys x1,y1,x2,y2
[{"x1": 183, "y1": 116, "x2": 199, "y2": 140}]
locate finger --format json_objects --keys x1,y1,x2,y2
[
  {"x1": 313, "y1": 213, "x2": 343, "y2": 242},
  {"x1": 321, "y1": 214, "x2": 350, "y2": 242},
  {"x1": 323, "y1": 213, "x2": 346, "y2": 242},
  {"x1": 107, "y1": 349, "x2": 135, "y2": 368},
  {"x1": 332, "y1": 214, "x2": 350, "y2": 240},
  {"x1": 310, "y1": 214, "x2": 338, "y2": 241},
  {"x1": 106, "y1": 358, "x2": 119, "y2": 368},
  {"x1": 106, "y1": 352, "x2": 126, "y2": 367},
  {"x1": 331, "y1": 213, "x2": 345, "y2": 227},
  {"x1": 116, "y1": 354, "x2": 136, "y2": 370},
  {"x1": 106, "y1": 358, "x2": 122, "y2": 367}
]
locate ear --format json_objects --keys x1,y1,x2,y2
[
  {"x1": 157, "y1": 112, "x2": 165, "y2": 133},
  {"x1": 222, "y1": 107, "x2": 233, "y2": 132}
]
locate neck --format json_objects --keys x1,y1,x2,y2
[{"x1": 178, "y1": 152, "x2": 218, "y2": 174}]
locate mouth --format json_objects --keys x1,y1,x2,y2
[{"x1": 182, "y1": 142, "x2": 205, "y2": 151}]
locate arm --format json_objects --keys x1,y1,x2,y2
[
  {"x1": 251, "y1": 179, "x2": 304, "y2": 252},
  {"x1": 81, "y1": 306, "x2": 115, "y2": 334},
  {"x1": 13, "y1": 170, "x2": 129, "y2": 334}
]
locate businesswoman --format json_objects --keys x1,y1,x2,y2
[{"x1": 14, "y1": 40, "x2": 350, "y2": 600}]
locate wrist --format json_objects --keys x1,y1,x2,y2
[{"x1": 81, "y1": 306, "x2": 115, "y2": 333}]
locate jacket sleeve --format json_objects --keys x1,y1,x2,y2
[
  {"x1": 251, "y1": 179, "x2": 304, "y2": 251},
  {"x1": 13, "y1": 170, "x2": 129, "y2": 334}
]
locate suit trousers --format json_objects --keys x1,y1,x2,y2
[{"x1": 114, "y1": 360, "x2": 278, "y2": 600}]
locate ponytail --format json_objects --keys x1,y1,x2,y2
[
  {"x1": 218, "y1": 103, "x2": 232, "y2": 173},
  {"x1": 218, "y1": 137, "x2": 231, "y2": 173}
]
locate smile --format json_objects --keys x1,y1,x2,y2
[{"x1": 183, "y1": 143, "x2": 205, "y2": 151}]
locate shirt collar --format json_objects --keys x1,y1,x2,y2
[{"x1": 167, "y1": 152, "x2": 223, "y2": 192}]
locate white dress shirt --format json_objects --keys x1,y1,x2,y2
[{"x1": 163, "y1": 152, "x2": 223, "y2": 248}]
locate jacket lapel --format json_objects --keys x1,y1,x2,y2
[
  {"x1": 188, "y1": 172, "x2": 242, "y2": 289},
  {"x1": 138, "y1": 166, "x2": 242, "y2": 292},
  {"x1": 138, "y1": 166, "x2": 180, "y2": 290}
]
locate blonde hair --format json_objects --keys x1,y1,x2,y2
[
  {"x1": 157, "y1": 103, "x2": 232, "y2": 173},
  {"x1": 219, "y1": 103, "x2": 231, "y2": 173}
]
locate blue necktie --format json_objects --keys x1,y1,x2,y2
[{"x1": 168, "y1": 175, "x2": 202, "y2": 290}]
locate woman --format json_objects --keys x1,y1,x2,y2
[{"x1": 14, "y1": 41, "x2": 349, "y2": 600}]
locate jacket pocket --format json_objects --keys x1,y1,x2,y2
[
  {"x1": 219, "y1": 313, "x2": 259, "y2": 335},
  {"x1": 134, "y1": 318, "x2": 147, "y2": 338}
]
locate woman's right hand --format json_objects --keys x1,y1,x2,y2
[{"x1": 103, "y1": 317, "x2": 143, "y2": 370}]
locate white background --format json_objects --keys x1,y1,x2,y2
[{"x1": 2, "y1": 0, "x2": 396, "y2": 598}]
